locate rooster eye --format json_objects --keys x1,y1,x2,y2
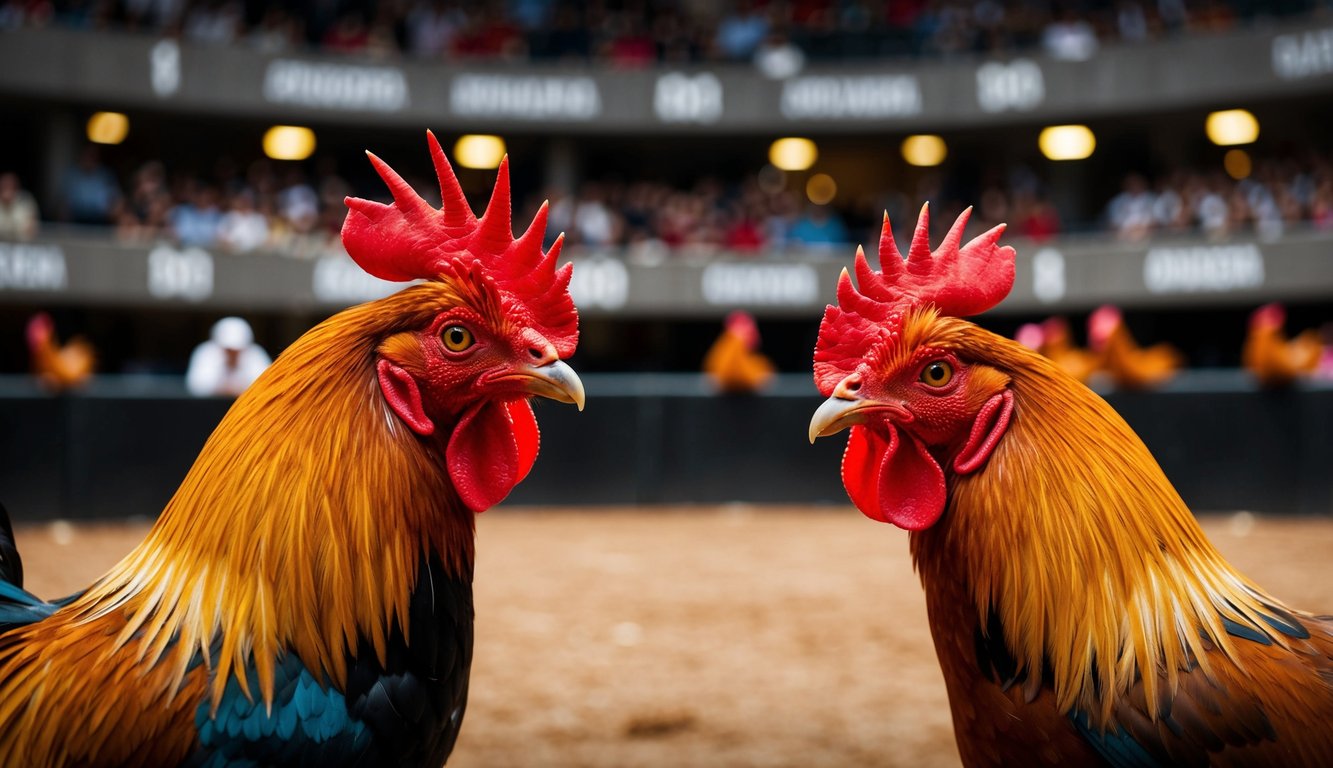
[
  {"x1": 920, "y1": 360, "x2": 954, "y2": 388},
  {"x1": 442, "y1": 325, "x2": 475, "y2": 353}
]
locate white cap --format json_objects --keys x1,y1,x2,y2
[{"x1": 212, "y1": 317, "x2": 254, "y2": 350}]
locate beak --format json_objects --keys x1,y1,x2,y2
[
  {"x1": 809, "y1": 374, "x2": 909, "y2": 443},
  {"x1": 519, "y1": 359, "x2": 586, "y2": 411},
  {"x1": 809, "y1": 395, "x2": 877, "y2": 443}
]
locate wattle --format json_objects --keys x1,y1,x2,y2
[
  {"x1": 840, "y1": 424, "x2": 947, "y2": 531},
  {"x1": 445, "y1": 399, "x2": 540, "y2": 512}
]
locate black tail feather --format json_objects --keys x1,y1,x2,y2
[{"x1": 0, "y1": 502, "x2": 23, "y2": 588}]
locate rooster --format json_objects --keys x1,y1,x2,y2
[
  {"x1": 1016, "y1": 316, "x2": 1100, "y2": 384},
  {"x1": 808, "y1": 205, "x2": 1333, "y2": 766},
  {"x1": 1087, "y1": 304, "x2": 1182, "y2": 390},
  {"x1": 703, "y1": 310, "x2": 776, "y2": 393},
  {"x1": 1242, "y1": 302, "x2": 1322, "y2": 388},
  {"x1": 0, "y1": 132, "x2": 585, "y2": 766},
  {"x1": 26, "y1": 311, "x2": 95, "y2": 391}
]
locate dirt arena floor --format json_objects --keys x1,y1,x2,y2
[{"x1": 14, "y1": 506, "x2": 1333, "y2": 767}]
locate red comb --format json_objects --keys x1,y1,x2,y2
[
  {"x1": 813, "y1": 204, "x2": 1015, "y2": 395},
  {"x1": 851, "y1": 204, "x2": 1014, "y2": 318},
  {"x1": 341, "y1": 131, "x2": 577, "y2": 356}
]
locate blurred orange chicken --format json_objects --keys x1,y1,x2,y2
[
  {"x1": 1087, "y1": 304, "x2": 1182, "y2": 389},
  {"x1": 25, "y1": 312, "x2": 95, "y2": 391},
  {"x1": 1020, "y1": 316, "x2": 1102, "y2": 384},
  {"x1": 703, "y1": 310, "x2": 775, "y2": 393},
  {"x1": 1242, "y1": 303, "x2": 1322, "y2": 388}
]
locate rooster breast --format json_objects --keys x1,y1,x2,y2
[{"x1": 187, "y1": 554, "x2": 474, "y2": 767}]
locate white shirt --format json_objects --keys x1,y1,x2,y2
[{"x1": 186, "y1": 342, "x2": 271, "y2": 396}]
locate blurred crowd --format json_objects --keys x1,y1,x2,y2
[
  {"x1": 8, "y1": 145, "x2": 1333, "y2": 254},
  {"x1": 0, "y1": 0, "x2": 1319, "y2": 67},
  {"x1": 1105, "y1": 151, "x2": 1333, "y2": 241},
  {"x1": 544, "y1": 170, "x2": 1063, "y2": 257},
  {"x1": 22, "y1": 145, "x2": 355, "y2": 257}
]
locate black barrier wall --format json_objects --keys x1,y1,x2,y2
[{"x1": 0, "y1": 374, "x2": 1329, "y2": 520}]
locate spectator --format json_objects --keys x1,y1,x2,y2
[
  {"x1": 754, "y1": 28, "x2": 805, "y2": 78},
  {"x1": 715, "y1": 1, "x2": 769, "y2": 60},
  {"x1": 723, "y1": 201, "x2": 766, "y2": 251},
  {"x1": 167, "y1": 179, "x2": 223, "y2": 248},
  {"x1": 788, "y1": 205, "x2": 849, "y2": 250},
  {"x1": 0, "y1": 172, "x2": 39, "y2": 241},
  {"x1": 61, "y1": 145, "x2": 121, "y2": 226},
  {"x1": 1194, "y1": 178, "x2": 1230, "y2": 238},
  {"x1": 248, "y1": 7, "x2": 300, "y2": 53},
  {"x1": 183, "y1": 0, "x2": 240, "y2": 44},
  {"x1": 216, "y1": 190, "x2": 270, "y2": 252},
  {"x1": 1019, "y1": 196, "x2": 1060, "y2": 240},
  {"x1": 604, "y1": 11, "x2": 656, "y2": 68},
  {"x1": 405, "y1": 0, "x2": 461, "y2": 58},
  {"x1": 322, "y1": 11, "x2": 369, "y2": 53},
  {"x1": 1107, "y1": 173, "x2": 1155, "y2": 241},
  {"x1": 186, "y1": 317, "x2": 271, "y2": 397},
  {"x1": 571, "y1": 183, "x2": 619, "y2": 248},
  {"x1": 1042, "y1": 10, "x2": 1099, "y2": 61}
]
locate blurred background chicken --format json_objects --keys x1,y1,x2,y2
[
  {"x1": 1087, "y1": 304, "x2": 1182, "y2": 390},
  {"x1": 702, "y1": 310, "x2": 775, "y2": 394},
  {"x1": 1016, "y1": 316, "x2": 1100, "y2": 384},
  {"x1": 1243, "y1": 302, "x2": 1322, "y2": 388},
  {"x1": 25, "y1": 312, "x2": 94, "y2": 391}
]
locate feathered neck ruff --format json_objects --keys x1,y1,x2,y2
[
  {"x1": 911, "y1": 325, "x2": 1295, "y2": 727},
  {"x1": 67, "y1": 283, "x2": 473, "y2": 709}
]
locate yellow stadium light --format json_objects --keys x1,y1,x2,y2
[
  {"x1": 805, "y1": 173, "x2": 837, "y2": 205},
  {"x1": 769, "y1": 137, "x2": 817, "y2": 171},
  {"x1": 901, "y1": 135, "x2": 947, "y2": 167},
  {"x1": 454, "y1": 135, "x2": 506, "y2": 170},
  {"x1": 263, "y1": 125, "x2": 316, "y2": 161},
  {"x1": 1206, "y1": 109, "x2": 1259, "y2": 146},
  {"x1": 1038, "y1": 125, "x2": 1095, "y2": 161},
  {"x1": 86, "y1": 112, "x2": 129, "y2": 145},
  {"x1": 1224, "y1": 148, "x2": 1252, "y2": 180}
]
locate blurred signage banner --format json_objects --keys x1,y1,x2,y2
[
  {"x1": 3, "y1": 235, "x2": 1327, "y2": 315},
  {"x1": 449, "y1": 74, "x2": 602, "y2": 121},
  {"x1": 311, "y1": 255, "x2": 404, "y2": 303},
  {"x1": 1142, "y1": 244, "x2": 1265, "y2": 295},
  {"x1": 0, "y1": 22, "x2": 1329, "y2": 130},
  {"x1": 146, "y1": 245, "x2": 213, "y2": 302},
  {"x1": 1271, "y1": 26, "x2": 1333, "y2": 80},
  {"x1": 0, "y1": 243, "x2": 67, "y2": 292},
  {"x1": 653, "y1": 73, "x2": 724, "y2": 123},
  {"x1": 701, "y1": 263, "x2": 820, "y2": 306},
  {"x1": 975, "y1": 59, "x2": 1045, "y2": 113},
  {"x1": 263, "y1": 59, "x2": 409, "y2": 111},
  {"x1": 779, "y1": 75, "x2": 922, "y2": 120}
]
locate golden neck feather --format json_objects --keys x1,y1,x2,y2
[
  {"x1": 68, "y1": 284, "x2": 474, "y2": 708},
  {"x1": 912, "y1": 328, "x2": 1287, "y2": 725}
]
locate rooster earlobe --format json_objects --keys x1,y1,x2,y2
[
  {"x1": 377, "y1": 360, "x2": 435, "y2": 436},
  {"x1": 953, "y1": 390, "x2": 1013, "y2": 474}
]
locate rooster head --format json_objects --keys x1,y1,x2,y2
[
  {"x1": 1087, "y1": 304, "x2": 1124, "y2": 352},
  {"x1": 341, "y1": 131, "x2": 583, "y2": 512},
  {"x1": 1248, "y1": 302, "x2": 1286, "y2": 331},
  {"x1": 25, "y1": 312, "x2": 54, "y2": 351},
  {"x1": 808, "y1": 205, "x2": 1016, "y2": 530}
]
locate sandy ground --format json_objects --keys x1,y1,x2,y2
[{"x1": 13, "y1": 507, "x2": 1333, "y2": 768}]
